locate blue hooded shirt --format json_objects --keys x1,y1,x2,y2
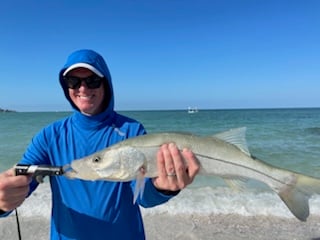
[{"x1": 11, "y1": 49, "x2": 174, "y2": 239}]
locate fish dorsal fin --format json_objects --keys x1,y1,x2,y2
[{"x1": 213, "y1": 127, "x2": 250, "y2": 156}]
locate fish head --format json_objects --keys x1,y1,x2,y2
[{"x1": 66, "y1": 146, "x2": 146, "y2": 182}]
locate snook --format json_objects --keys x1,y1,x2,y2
[{"x1": 66, "y1": 127, "x2": 320, "y2": 221}]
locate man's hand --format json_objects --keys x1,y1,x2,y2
[
  {"x1": 152, "y1": 143, "x2": 200, "y2": 192},
  {"x1": 0, "y1": 168, "x2": 32, "y2": 212}
]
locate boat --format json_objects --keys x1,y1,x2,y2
[{"x1": 187, "y1": 107, "x2": 198, "y2": 114}]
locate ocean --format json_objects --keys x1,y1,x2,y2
[{"x1": 1, "y1": 108, "x2": 320, "y2": 221}]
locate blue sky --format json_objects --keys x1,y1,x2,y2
[{"x1": 1, "y1": 0, "x2": 319, "y2": 112}]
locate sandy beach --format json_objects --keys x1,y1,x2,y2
[
  {"x1": 1, "y1": 184, "x2": 320, "y2": 240},
  {"x1": 144, "y1": 214, "x2": 320, "y2": 240},
  {"x1": 1, "y1": 213, "x2": 320, "y2": 240}
]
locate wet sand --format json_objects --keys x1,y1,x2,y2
[
  {"x1": 1, "y1": 213, "x2": 320, "y2": 240},
  {"x1": 144, "y1": 214, "x2": 320, "y2": 240}
]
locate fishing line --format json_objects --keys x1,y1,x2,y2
[{"x1": 15, "y1": 208, "x2": 22, "y2": 240}]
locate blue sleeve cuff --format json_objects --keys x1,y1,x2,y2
[
  {"x1": 138, "y1": 178, "x2": 180, "y2": 208},
  {"x1": 0, "y1": 209, "x2": 12, "y2": 217}
]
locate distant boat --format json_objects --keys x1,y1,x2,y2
[{"x1": 188, "y1": 107, "x2": 198, "y2": 114}]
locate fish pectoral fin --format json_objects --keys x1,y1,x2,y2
[{"x1": 133, "y1": 170, "x2": 146, "y2": 204}]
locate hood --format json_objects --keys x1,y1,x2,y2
[{"x1": 59, "y1": 49, "x2": 114, "y2": 113}]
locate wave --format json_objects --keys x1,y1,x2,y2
[
  {"x1": 142, "y1": 187, "x2": 320, "y2": 219},
  {"x1": 16, "y1": 183, "x2": 320, "y2": 220}
]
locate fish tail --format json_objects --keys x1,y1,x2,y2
[{"x1": 278, "y1": 173, "x2": 320, "y2": 221}]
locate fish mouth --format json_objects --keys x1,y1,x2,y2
[
  {"x1": 62, "y1": 163, "x2": 102, "y2": 180},
  {"x1": 63, "y1": 164, "x2": 79, "y2": 179}
]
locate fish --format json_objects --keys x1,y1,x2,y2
[{"x1": 65, "y1": 127, "x2": 320, "y2": 221}]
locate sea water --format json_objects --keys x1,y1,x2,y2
[{"x1": 1, "y1": 108, "x2": 320, "y2": 219}]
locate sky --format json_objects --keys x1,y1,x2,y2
[{"x1": 0, "y1": 0, "x2": 319, "y2": 112}]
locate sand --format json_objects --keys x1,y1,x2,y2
[
  {"x1": 1, "y1": 213, "x2": 320, "y2": 240},
  {"x1": 1, "y1": 183, "x2": 319, "y2": 240}
]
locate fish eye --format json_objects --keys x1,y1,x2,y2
[{"x1": 93, "y1": 156, "x2": 101, "y2": 163}]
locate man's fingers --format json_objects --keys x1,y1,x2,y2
[
  {"x1": 162, "y1": 144, "x2": 176, "y2": 176},
  {"x1": 156, "y1": 146, "x2": 167, "y2": 179},
  {"x1": 2, "y1": 168, "x2": 16, "y2": 177},
  {"x1": 153, "y1": 144, "x2": 200, "y2": 192},
  {"x1": 182, "y1": 148, "x2": 200, "y2": 181}
]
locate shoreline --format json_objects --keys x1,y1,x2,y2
[
  {"x1": 1, "y1": 184, "x2": 320, "y2": 239},
  {"x1": 1, "y1": 213, "x2": 320, "y2": 240}
]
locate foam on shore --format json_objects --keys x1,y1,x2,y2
[{"x1": 1, "y1": 183, "x2": 320, "y2": 239}]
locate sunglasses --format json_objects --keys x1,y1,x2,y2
[{"x1": 63, "y1": 75, "x2": 104, "y2": 89}]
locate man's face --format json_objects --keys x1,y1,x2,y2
[{"x1": 66, "y1": 68, "x2": 105, "y2": 116}]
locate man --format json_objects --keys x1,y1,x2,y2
[{"x1": 0, "y1": 49, "x2": 199, "y2": 239}]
